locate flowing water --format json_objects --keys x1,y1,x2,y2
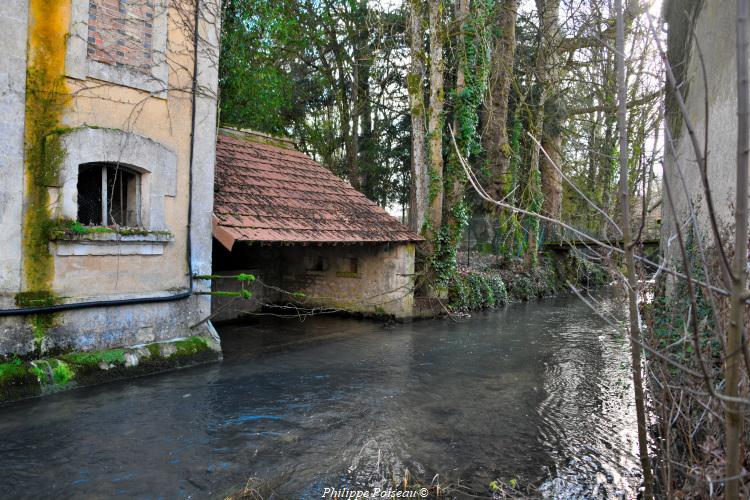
[{"x1": 0, "y1": 293, "x2": 642, "y2": 498}]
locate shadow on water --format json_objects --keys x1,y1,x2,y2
[{"x1": 0, "y1": 293, "x2": 640, "y2": 498}]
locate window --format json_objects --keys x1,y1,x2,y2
[
  {"x1": 347, "y1": 258, "x2": 358, "y2": 274},
  {"x1": 334, "y1": 257, "x2": 360, "y2": 278},
  {"x1": 77, "y1": 163, "x2": 141, "y2": 226},
  {"x1": 309, "y1": 256, "x2": 328, "y2": 272}
]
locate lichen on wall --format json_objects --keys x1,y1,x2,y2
[{"x1": 22, "y1": 0, "x2": 72, "y2": 301}]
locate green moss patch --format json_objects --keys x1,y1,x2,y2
[
  {"x1": 14, "y1": 291, "x2": 60, "y2": 307},
  {"x1": 0, "y1": 337, "x2": 219, "y2": 403},
  {"x1": 50, "y1": 360, "x2": 74, "y2": 386},
  {"x1": 173, "y1": 336, "x2": 210, "y2": 357},
  {"x1": 47, "y1": 218, "x2": 173, "y2": 240},
  {"x1": 0, "y1": 358, "x2": 42, "y2": 401},
  {"x1": 60, "y1": 348, "x2": 126, "y2": 367}
]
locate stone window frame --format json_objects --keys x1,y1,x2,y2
[
  {"x1": 56, "y1": 127, "x2": 177, "y2": 231},
  {"x1": 66, "y1": 0, "x2": 169, "y2": 97}
]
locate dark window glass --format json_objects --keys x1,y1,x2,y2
[
  {"x1": 77, "y1": 163, "x2": 140, "y2": 226},
  {"x1": 77, "y1": 164, "x2": 103, "y2": 225}
]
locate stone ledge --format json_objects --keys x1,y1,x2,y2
[{"x1": 50, "y1": 232, "x2": 173, "y2": 256}]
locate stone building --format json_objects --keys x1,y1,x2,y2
[
  {"x1": 211, "y1": 128, "x2": 423, "y2": 320},
  {"x1": 661, "y1": 0, "x2": 738, "y2": 275},
  {"x1": 0, "y1": 0, "x2": 221, "y2": 399}
]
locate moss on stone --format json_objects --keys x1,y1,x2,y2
[
  {"x1": 47, "y1": 218, "x2": 174, "y2": 240},
  {"x1": 50, "y1": 360, "x2": 74, "y2": 386},
  {"x1": 61, "y1": 348, "x2": 126, "y2": 367},
  {"x1": 21, "y1": 1, "x2": 73, "y2": 353},
  {"x1": 0, "y1": 358, "x2": 42, "y2": 401},
  {"x1": 146, "y1": 343, "x2": 161, "y2": 358},
  {"x1": 0, "y1": 338, "x2": 220, "y2": 403},
  {"x1": 14, "y1": 290, "x2": 60, "y2": 307},
  {"x1": 173, "y1": 336, "x2": 210, "y2": 358}
]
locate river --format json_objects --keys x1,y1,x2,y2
[{"x1": 0, "y1": 293, "x2": 641, "y2": 498}]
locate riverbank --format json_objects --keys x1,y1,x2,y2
[{"x1": 447, "y1": 250, "x2": 610, "y2": 313}]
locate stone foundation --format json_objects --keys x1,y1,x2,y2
[{"x1": 0, "y1": 334, "x2": 221, "y2": 402}]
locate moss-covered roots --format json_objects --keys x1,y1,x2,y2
[{"x1": 0, "y1": 337, "x2": 218, "y2": 403}]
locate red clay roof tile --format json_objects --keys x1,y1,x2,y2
[{"x1": 213, "y1": 133, "x2": 423, "y2": 249}]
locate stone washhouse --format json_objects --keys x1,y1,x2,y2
[
  {"x1": 211, "y1": 128, "x2": 423, "y2": 321},
  {"x1": 0, "y1": 0, "x2": 221, "y2": 401}
]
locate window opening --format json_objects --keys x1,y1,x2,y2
[{"x1": 77, "y1": 163, "x2": 141, "y2": 226}]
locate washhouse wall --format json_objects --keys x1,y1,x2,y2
[{"x1": 211, "y1": 242, "x2": 417, "y2": 321}]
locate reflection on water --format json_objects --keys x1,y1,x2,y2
[{"x1": 0, "y1": 293, "x2": 639, "y2": 498}]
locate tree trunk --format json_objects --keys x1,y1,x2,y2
[
  {"x1": 615, "y1": 0, "x2": 653, "y2": 496},
  {"x1": 445, "y1": 0, "x2": 469, "y2": 230},
  {"x1": 483, "y1": 0, "x2": 518, "y2": 203},
  {"x1": 349, "y1": 61, "x2": 360, "y2": 190},
  {"x1": 525, "y1": 0, "x2": 558, "y2": 265},
  {"x1": 533, "y1": 0, "x2": 562, "y2": 245},
  {"x1": 540, "y1": 134, "x2": 563, "y2": 222},
  {"x1": 725, "y1": 1, "x2": 749, "y2": 497},
  {"x1": 408, "y1": 0, "x2": 427, "y2": 233},
  {"x1": 426, "y1": 0, "x2": 445, "y2": 235}
]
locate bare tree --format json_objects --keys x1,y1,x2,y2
[{"x1": 614, "y1": 0, "x2": 653, "y2": 496}]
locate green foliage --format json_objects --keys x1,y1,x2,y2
[
  {"x1": 648, "y1": 232, "x2": 719, "y2": 371},
  {"x1": 494, "y1": 111, "x2": 527, "y2": 259},
  {"x1": 432, "y1": 0, "x2": 493, "y2": 285},
  {"x1": 219, "y1": 0, "x2": 308, "y2": 135},
  {"x1": 448, "y1": 272, "x2": 507, "y2": 312},
  {"x1": 219, "y1": 0, "x2": 411, "y2": 208}
]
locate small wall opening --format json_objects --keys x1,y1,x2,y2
[
  {"x1": 310, "y1": 256, "x2": 328, "y2": 272},
  {"x1": 77, "y1": 163, "x2": 141, "y2": 226}
]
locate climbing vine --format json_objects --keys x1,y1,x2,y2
[{"x1": 431, "y1": 0, "x2": 494, "y2": 286}]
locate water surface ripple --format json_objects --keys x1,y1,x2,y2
[{"x1": 0, "y1": 293, "x2": 639, "y2": 498}]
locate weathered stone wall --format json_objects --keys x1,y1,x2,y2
[
  {"x1": 212, "y1": 242, "x2": 417, "y2": 320},
  {"x1": 0, "y1": 0, "x2": 221, "y2": 361},
  {"x1": 0, "y1": 0, "x2": 29, "y2": 308},
  {"x1": 0, "y1": 296, "x2": 218, "y2": 355},
  {"x1": 662, "y1": 0, "x2": 737, "y2": 290}
]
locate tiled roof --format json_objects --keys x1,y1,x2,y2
[{"x1": 213, "y1": 132, "x2": 423, "y2": 249}]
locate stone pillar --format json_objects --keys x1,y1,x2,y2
[
  {"x1": 188, "y1": 0, "x2": 221, "y2": 338},
  {"x1": 0, "y1": 0, "x2": 29, "y2": 307}
]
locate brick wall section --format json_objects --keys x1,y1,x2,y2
[{"x1": 87, "y1": 0, "x2": 154, "y2": 72}]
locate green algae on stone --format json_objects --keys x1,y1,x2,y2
[
  {"x1": 173, "y1": 337, "x2": 210, "y2": 357},
  {"x1": 61, "y1": 348, "x2": 126, "y2": 367},
  {"x1": 50, "y1": 359, "x2": 74, "y2": 386},
  {"x1": 0, "y1": 358, "x2": 42, "y2": 400}
]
